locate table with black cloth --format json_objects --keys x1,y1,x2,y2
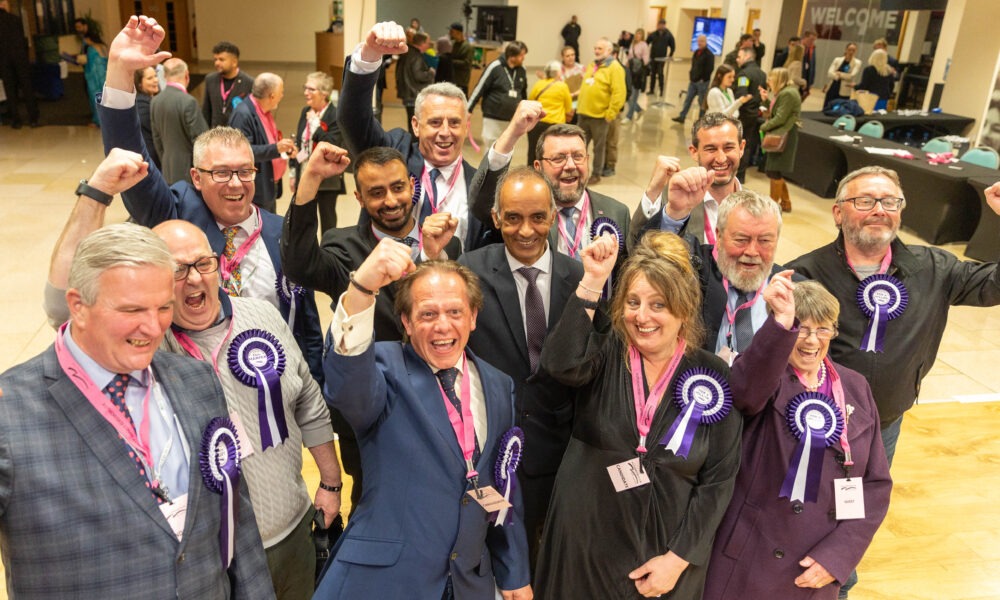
[
  {"x1": 786, "y1": 117, "x2": 847, "y2": 198},
  {"x1": 963, "y1": 177, "x2": 1000, "y2": 261},
  {"x1": 802, "y1": 110, "x2": 975, "y2": 137}
]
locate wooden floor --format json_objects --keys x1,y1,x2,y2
[{"x1": 2, "y1": 59, "x2": 999, "y2": 599}]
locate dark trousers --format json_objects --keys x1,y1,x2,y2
[
  {"x1": 265, "y1": 509, "x2": 316, "y2": 600},
  {"x1": 738, "y1": 115, "x2": 761, "y2": 181},
  {"x1": 0, "y1": 58, "x2": 39, "y2": 125},
  {"x1": 648, "y1": 58, "x2": 666, "y2": 95},
  {"x1": 519, "y1": 470, "x2": 557, "y2": 574}
]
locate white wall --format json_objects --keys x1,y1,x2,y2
[
  {"x1": 938, "y1": 0, "x2": 1000, "y2": 138},
  {"x1": 192, "y1": 0, "x2": 329, "y2": 63}
]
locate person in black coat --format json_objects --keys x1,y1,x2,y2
[
  {"x1": 290, "y1": 71, "x2": 345, "y2": 234},
  {"x1": 561, "y1": 15, "x2": 581, "y2": 60},
  {"x1": 856, "y1": 49, "x2": 895, "y2": 111},
  {"x1": 674, "y1": 34, "x2": 715, "y2": 122},
  {"x1": 0, "y1": 0, "x2": 39, "y2": 128},
  {"x1": 734, "y1": 47, "x2": 767, "y2": 181},
  {"x1": 647, "y1": 20, "x2": 676, "y2": 96},
  {"x1": 134, "y1": 66, "x2": 160, "y2": 169}
]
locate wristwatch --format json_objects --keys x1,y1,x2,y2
[{"x1": 75, "y1": 179, "x2": 114, "y2": 206}]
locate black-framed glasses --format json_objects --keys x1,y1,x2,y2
[
  {"x1": 195, "y1": 167, "x2": 257, "y2": 183},
  {"x1": 174, "y1": 256, "x2": 220, "y2": 280},
  {"x1": 838, "y1": 196, "x2": 905, "y2": 212},
  {"x1": 797, "y1": 326, "x2": 837, "y2": 340},
  {"x1": 539, "y1": 152, "x2": 588, "y2": 167}
]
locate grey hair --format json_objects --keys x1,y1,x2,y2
[
  {"x1": 252, "y1": 73, "x2": 283, "y2": 99},
  {"x1": 69, "y1": 223, "x2": 175, "y2": 305},
  {"x1": 493, "y1": 165, "x2": 556, "y2": 214},
  {"x1": 717, "y1": 189, "x2": 783, "y2": 234},
  {"x1": 415, "y1": 82, "x2": 468, "y2": 119},
  {"x1": 162, "y1": 58, "x2": 188, "y2": 80},
  {"x1": 835, "y1": 166, "x2": 903, "y2": 203},
  {"x1": 192, "y1": 127, "x2": 253, "y2": 169},
  {"x1": 544, "y1": 60, "x2": 562, "y2": 79},
  {"x1": 306, "y1": 71, "x2": 334, "y2": 96}
]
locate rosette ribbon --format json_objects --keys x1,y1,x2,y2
[
  {"x1": 660, "y1": 367, "x2": 732, "y2": 459},
  {"x1": 275, "y1": 272, "x2": 305, "y2": 332},
  {"x1": 856, "y1": 274, "x2": 908, "y2": 352},
  {"x1": 227, "y1": 329, "x2": 288, "y2": 450},
  {"x1": 590, "y1": 217, "x2": 624, "y2": 300},
  {"x1": 493, "y1": 427, "x2": 524, "y2": 526},
  {"x1": 781, "y1": 392, "x2": 844, "y2": 503},
  {"x1": 199, "y1": 417, "x2": 242, "y2": 568}
]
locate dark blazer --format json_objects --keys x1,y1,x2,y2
[
  {"x1": 202, "y1": 70, "x2": 254, "y2": 128},
  {"x1": 150, "y1": 85, "x2": 207, "y2": 185},
  {"x1": 228, "y1": 99, "x2": 283, "y2": 213},
  {"x1": 0, "y1": 348, "x2": 274, "y2": 599},
  {"x1": 628, "y1": 200, "x2": 710, "y2": 251},
  {"x1": 689, "y1": 47, "x2": 715, "y2": 82},
  {"x1": 98, "y1": 102, "x2": 325, "y2": 383},
  {"x1": 291, "y1": 103, "x2": 345, "y2": 193},
  {"x1": 459, "y1": 244, "x2": 583, "y2": 476},
  {"x1": 316, "y1": 342, "x2": 531, "y2": 599},
  {"x1": 136, "y1": 92, "x2": 160, "y2": 169},
  {"x1": 338, "y1": 68, "x2": 493, "y2": 250}
]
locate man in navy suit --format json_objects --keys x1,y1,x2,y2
[
  {"x1": 315, "y1": 241, "x2": 531, "y2": 599},
  {"x1": 95, "y1": 16, "x2": 324, "y2": 382}
]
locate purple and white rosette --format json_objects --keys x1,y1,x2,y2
[
  {"x1": 410, "y1": 175, "x2": 422, "y2": 207},
  {"x1": 781, "y1": 392, "x2": 844, "y2": 503},
  {"x1": 660, "y1": 367, "x2": 732, "y2": 459},
  {"x1": 493, "y1": 427, "x2": 524, "y2": 526},
  {"x1": 227, "y1": 329, "x2": 289, "y2": 450},
  {"x1": 199, "y1": 417, "x2": 242, "y2": 568},
  {"x1": 855, "y1": 274, "x2": 908, "y2": 353},
  {"x1": 590, "y1": 217, "x2": 624, "y2": 299},
  {"x1": 275, "y1": 272, "x2": 305, "y2": 331}
]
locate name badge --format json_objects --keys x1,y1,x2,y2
[
  {"x1": 466, "y1": 485, "x2": 512, "y2": 512},
  {"x1": 607, "y1": 457, "x2": 650, "y2": 492},
  {"x1": 229, "y1": 410, "x2": 255, "y2": 459},
  {"x1": 585, "y1": 78, "x2": 595, "y2": 86},
  {"x1": 159, "y1": 492, "x2": 189, "y2": 540},
  {"x1": 834, "y1": 478, "x2": 865, "y2": 520},
  {"x1": 508, "y1": 89, "x2": 518, "y2": 98},
  {"x1": 296, "y1": 147, "x2": 309, "y2": 163}
]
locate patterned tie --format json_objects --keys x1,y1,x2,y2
[
  {"x1": 733, "y1": 291, "x2": 755, "y2": 352},
  {"x1": 517, "y1": 267, "x2": 546, "y2": 372},
  {"x1": 435, "y1": 367, "x2": 481, "y2": 462},
  {"x1": 104, "y1": 374, "x2": 164, "y2": 505},
  {"x1": 421, "y1": 168, "x2": 441, "y2": 222},
  {"x1": 222, "y1": 226, "x2": 242, "y2": 296},
  {"x1": 400, "y1": 236, "x2": 418, "y2": 248}
]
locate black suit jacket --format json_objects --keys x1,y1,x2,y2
[
  {"x1": 202, "y1": 70, "x2": 254, "y2": 128},
  {"x1": 459, "y1": 244, "x2": 583, "y2": 476}
]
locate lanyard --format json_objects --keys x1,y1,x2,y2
[
  {"x1": 172, "y1": 314, "x2": 236, "y2": 375},
  {"x1": 720, "y1": 274, "x2": 766, "y2": 351},
  {"x1": 420, "y1": 160, "x2": 463, "y2": 214},
  {"x1": 437, "y1": 355, "x2": 478, "y2": 483},
  {"x1": 55, "y1": 324, "x2": 174, "y2": 491},
  {"x1": 846, "y1": 245, "x2": 893, "y2": 278},
  {"x1": 793, "y1": 357, "x2": 854, "y2": 468},
  {"x1": 165, "y1": 81, "x2": 187, "y2": 94},
  {"x1": 704, "y1": 211, "x2": 717, "y2": 246},
  {"x1": 628, "y1": 339, "x2": 686, "y2": 454},
  {"x1": 721, "y1": 88, "x2": 732, "y2": 103},
  {"x1": 219, "y1": 72, "x2": 238, "y2": 105},
  {"x1": 219, "y1": 206, "x2": 263, "y2": 284},
  {"x1": 556, "y1": 192, "x2": 591, "y2": 258}
]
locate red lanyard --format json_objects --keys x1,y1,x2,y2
[
  {"x1": 219, "y1": 206, "x2": 263, "y2": 283},
  {"x1": 556, "y1": 192, "x2": 591, "y2": 258},
  {"x1": 420, "y1": 160, "x2": 463, "y2": 214},
  {"x1": 846, "y1": 246, "x2": 893, "y2": 277},
  {"x1": 172, "y1": 313, "x2": 236, "y2": 374},
  {"x1": 438, "y1": 355, "x2": 477, "y2": 480},
  {"x1": 793, "y1": 357, "x2": 854, "y2": 467},
  {"x1": 628, "y1": 339, "x2": 686, "y2": 453},
  {"x1": 54, "y1": 324, "x2": 159, "y2": 485}
]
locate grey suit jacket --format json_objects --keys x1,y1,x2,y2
[
  {"x1": 0, "y1": 347, "x2": 274, "y2": 599},
  {"x1": 151, "y1": 85, "x2": 208, "y2": 185}
]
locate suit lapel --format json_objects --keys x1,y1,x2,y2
[
  {"x1": 467, "y1": 350, "x2": 504, "y2": 477},
  {"x1": 548, "y1": 255, "x2": 577, "y2": 331},
  {"x1": 489, "y1": 246, "x2": 531, "y2": 366},
  {"x1": 403, "y1": 345, "x2": 465, "y2": 466}
]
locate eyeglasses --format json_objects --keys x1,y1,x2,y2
[
  {"x1": 303, "y1": 85, "x2": 318, "y2": 93},
  {"x1": 837, "y1": 196, "x2": 905, "y2": 212},
  {"x1": 195, "y1": 167, "x2": 258, "y2": 183},
  {"x1": 174, "y1": 256, "x2": 219, "y2": 280},
  {"x1": 540, "y1": 153, "x2": 588, "y2": 167},
  {"x1": 797, "y1": 326, "x2": 837, "y2": 340}
]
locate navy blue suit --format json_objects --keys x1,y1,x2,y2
[
  {"x1": 316, "y1": 341, "x2": 531, "y2": 599},
  {"x1": 97, "y1": 102, "x2": 325, "y2": 382},
  {"x1": 228, "y1": 99, "x2": 283, "y2": 213}
]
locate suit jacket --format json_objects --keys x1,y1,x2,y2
[
  {"x1": 228, "y1": 99, "x2": 283, "y2": 213},
  {"x1": 629, "y1": 201, "x2": 709, "y2": 251},
  {"x1": 459, "y1": 244, "x2": 583, "y2": 476},
  {"x1": 98, "y1": 102, "x2": 325, "y2": 383},
  {"x1": 202, "y1": 70, "x2": 254, "y2": 128},
  {"x1": 150, "y1": 85, "x2": 207, "y2": 185},
  {"x1": 291, "y1": 103, "x2": 345, "y2": 193},
  {"x1": 338, "y1": 68, "x2": 494, "y2": 250},
  {"x1": 0, "y1": 348, "x2": 274, "y2": 599},
  {"x1": 316, "y1": 343, "x2": 531, "y2": 599},
  {"x1": 136, "y1": 92, "x2": 160, "y2": 169}
]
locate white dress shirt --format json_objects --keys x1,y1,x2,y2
[{"x1": 505, "y1": 246, "x2": 553, "y2": 341}]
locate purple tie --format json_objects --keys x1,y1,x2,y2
[{"x1": 517, "y1": 267, "x2": 546, "y2": 372}]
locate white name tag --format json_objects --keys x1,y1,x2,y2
[
  {"x1": 159, "y1": 492, "x2": 189, "y2": 540},
  {"x1": 466, "y1": 485, "x2": 512, "y2": 512},
  {"x1": 607, "y1": 457, "x2": 650, "y2": 492},
  {"x1": 585, "y1": 78, "x2": 595, "y2": 86},
  {"x1": 296, "y1": 147, "x2": 309, "y2": 163},
  {"x1": 834, "y1": 478, "x2": 865, "y2": 520},
  {"x1": 508, "y1": 90, "x2": 518, "y2": 98}
]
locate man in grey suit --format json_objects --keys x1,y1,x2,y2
[
  {"x1": 0, "y1": 222, "x2": 273, "y2": 599},
  {"x1": 151, "y1": 57, "x2": 208, "y2": 185}
]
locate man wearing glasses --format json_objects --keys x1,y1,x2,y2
[{"x1": 94, "y1": 16, "x2": 325, "y2": 384}]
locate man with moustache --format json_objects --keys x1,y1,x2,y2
[
  {"x1": 629, "y1": 113, "x2": 746, "y2": 248},
  {"x1": 338, "y1": 21, "x2": 492, "y2": 251},
  {"x1": 456, "y1": 166, "x2": 583, "y2": 568}
]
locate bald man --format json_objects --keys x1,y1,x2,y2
[{"x1": 151, "y1": 57, "x2": 208, "y2": 185}]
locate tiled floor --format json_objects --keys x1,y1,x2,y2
[{"x1": 1, "y1": 60, "x2": 998, "y2": 598}]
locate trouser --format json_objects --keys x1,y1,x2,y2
[
  {"x1": 738, "y1": 115, "x2": 761, "y2": 181},
  {"x1": 679, "y1": 80, "x2": 709, "y2": 118},
  {"x1": 519, "y1": 470, "x2": 557, "y2": 574},
  {"x1": 578, "y1": 115, "x2": 610, "y2": 175},
  {"x1": 648, "y1": 58, "x2": 666, "y2": 95},
  {"x1": 604, "y1": 117, "x2": 620, "y2": 170},
  {"x1": 0, "y1": 58, "x2": 40, "y2": 125},
  {"x1": 527, "y1": 121, "x2": 553, "y2": 166},
  {"x1": 265, "y1": 509, "x2": 317, "y2": 600},
  {"x1": 626, "y1": 86, "x2": 643, "y2": 119}
]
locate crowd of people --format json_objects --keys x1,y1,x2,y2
[{"x1": 2, "y1": 12, "x2": 1000, "y2": 600}]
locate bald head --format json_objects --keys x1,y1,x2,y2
[
  {"x1": 162, "y1": 58, "x2": 189, "y2": 83},
  {"x1": 153, "y1": 220, "x2": 221, "y2": 331}
]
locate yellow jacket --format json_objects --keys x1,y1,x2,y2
[
  {"x1": 576, "y1": 59, "x2": 627, "y2": 121},
  {"x1": 528, "y1": 78, "x2": 573, "y2": 124}
]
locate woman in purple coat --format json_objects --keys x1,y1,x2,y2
[{"x1": 704, "y1": 277, "x2": 892, "y2": 599}]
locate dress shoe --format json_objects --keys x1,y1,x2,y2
[
  {"x1": 589, "y1": 176, "x2": 602, "y2": 185},
  {"x1": 672, "y1": 116, "x2": 685, "y2": 123}
]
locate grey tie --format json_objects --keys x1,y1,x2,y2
[
  {"x1": 517, "y1": 267, "x2": 546, "y2": 372},
  {"x1": 733, "y1": 291, "x2": 754, "y2": 352},
  {"x1": 560, "y1": 207, "x2": 579, "y2": 258}
]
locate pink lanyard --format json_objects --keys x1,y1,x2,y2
[
  {"x1": 556, "y1": 192, "x2": 591, "y2": 258},
  {"x1": 219, "y1": 207, "x2": 263, "y2": 283},
  {"x1": 172, "y1": 314, "x2": 236, "y2": 375},
  {"x1": 219, "y1": 73, "x2": 238, "y2": 105},
  {"x1": 438, "y1": 354, "x2": 477, "y2": 480},
  {"x1": 704, "y1": 213, "x2": 717, "y2": 246},
  {"x1": 719, "y1": 272, "x2": 766, "y2": 348},
  {"x1": 54, "y1": 324, "x2": 159, "y2": 484},
  {"x1": 628, "y1": 339, "x2": 687, "y2": 454},
  {"x1": 846, "y1": 246, "x2": 893, "y2": 277},
  {"x1": 420, "y1": 160, "x2": 463, "y2": 214},
  {"x1": 165, "y1": 81, "x2": 187, "y2": 94},
  {"x1": 792, "y1": 357, "x2": 854, "y2": 467}
]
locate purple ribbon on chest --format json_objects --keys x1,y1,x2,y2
[
  {"x1": 856, "y1": 273, "x2": 907, "y2": 352},
  {"x1": 781, "y1": 392, "x2": 844, "y2": 503},
  {"x1": 199, "y1": 417, "x2": 242, "y2": 568},
  {"x1": 227, "y1": 329, "x2": 288, "y2": 450},
  {"x1": 660, "y1": 367, "x2": 732, "y2": 458}
]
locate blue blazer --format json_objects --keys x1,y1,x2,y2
[
  {"x1": 97, "y1": 102, "x2": 325, "y2": 382},
  {"x1": 228, "y1": 99, "x2": 283, "y2": 213},
  {"x1": 316, "y1": 342, "x2": 531, "y2": 599}
]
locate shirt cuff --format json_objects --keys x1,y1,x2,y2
[
  {"x1": 349, "y1": 45, "x2": 384, "y2": 74},
  {"x1": 330, "y1": 292, "x2": 376, "y2": 356},
  {"x1": 640, "y1": 193, "x2": 660, "y2": 218},
  {"x1": 100, "y1": 85, "x2": 136, "y2": 109},
  {"x1": 660, "y1": 209, "x2": 687, "y2": 234},
  {"x1": 487, "y1": 146, "x2": 514, "y2": 171},
  {"x1": 419, "y1": 247, "x2": 449, "y2": 262}
]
